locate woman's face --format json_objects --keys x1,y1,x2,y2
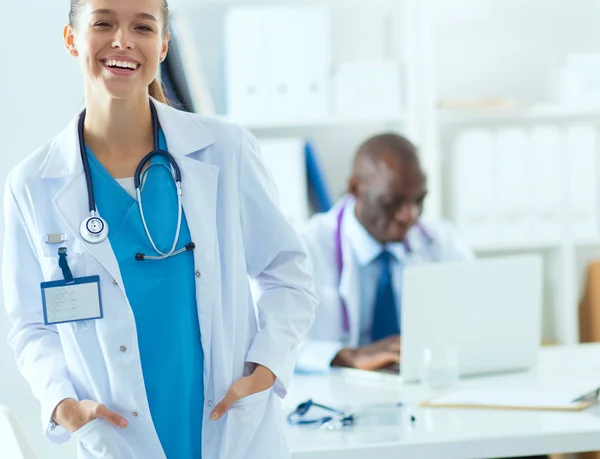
[{"x1": 64, "y1": 0, "x2": 169, "y2": 100}]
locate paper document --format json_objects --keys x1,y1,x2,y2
[{"x1": 423, "y1": 388, "x2": 599, "y2": 411}]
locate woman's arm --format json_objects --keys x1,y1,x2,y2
[
  {"x1": 237, "y1": 128, "x2": 318, "y2": 396},
  {"x1": 3, "y1": 178, "x2": 79, "y2": 443}
]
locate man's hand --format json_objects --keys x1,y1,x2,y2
[
  {"x1": 210, "y1": 364, "x2": 276, "y2": 421},
  {"x1": 331, "y1": 335, "x2": 401, "y2": 371},
  {"x1": 52, "y1": 398, "x2": 129, "y2": 433}
]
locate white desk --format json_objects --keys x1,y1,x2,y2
[{"x1": 284, "y1": 344, "x2": 600, "y2": 459}]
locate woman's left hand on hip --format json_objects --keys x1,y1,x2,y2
[{"x1": 210, "y1": 364, "x2": 275, "y2": 420}]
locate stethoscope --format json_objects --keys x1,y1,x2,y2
[
  {"x1": 287, "y1": 399, "x2": 413, "y2": 430},
  {"x1": 77, "y1": 102, "x2": 195, "y2": 261},
  {"x1": 287, "y1": 399, "x2": 354, "y2": 427},
  {"x1": 334, "y1": 198, "x2": 433, "y2": 333}
]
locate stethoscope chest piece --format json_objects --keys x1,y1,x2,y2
[{"x1": 80, "y1": 213, "x2": 109, "y2": 244}]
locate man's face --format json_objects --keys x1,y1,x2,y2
[{"x1": 354, "y1": 157, "x2": 428, "y2": 244}]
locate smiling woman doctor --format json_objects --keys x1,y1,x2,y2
[{"x1": 2, "y1": 1, "x2": 317, "y2": 458}]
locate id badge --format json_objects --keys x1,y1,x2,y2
[{"x1": 41, "y1": 275, "x2": 103, "y2": 325}]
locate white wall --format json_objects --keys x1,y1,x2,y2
[{"x1": 0, "y1": 2, "x2": 82, "y2": 458}]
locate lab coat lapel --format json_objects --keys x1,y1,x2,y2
[
  {"x1": 46, "y1": 112, "x2": 125, "y2": 285},
  {"x1": 152, "y1": 102, "x2": 219, "y2": 276},
  {"x1": 175, "y1": 155, "x2": 219, "y2": 375},
  {"x1": 155, "y1": 101, "x2": 219, "y2": 372},
  {"x1": 178, "y1": 156, "x2": 219, "y2": 276},
  {"x1": 53, "y1": 172, "x2": 125, "y2": 286},
  {"x1": 338, "y1": 237, "x2": 361, "y2": 346},
  {"x1": 151, "y1": 100, "x2": 219, "y2": 281}
]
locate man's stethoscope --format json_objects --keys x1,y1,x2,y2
[
  {"x1": 77, "y1": 102, "x2": 195, "y2": 260},
  {"x1": 334, "y1": 199, "x2": 433, "y2": 333}
]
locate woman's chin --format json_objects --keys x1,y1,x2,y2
[{"x1": 100, "y1": 82, "x2": 149, "y2": 101}]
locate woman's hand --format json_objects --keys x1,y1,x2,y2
[
  {"x1": 52, "y1": 398, "x2": 129, "y2": 433},
  {"x1": 210, "y1": 364, "x2": 275, "y2": 421}
]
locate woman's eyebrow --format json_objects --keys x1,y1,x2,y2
[{"x1": 91, "y1": 9, "x2": 158, "y2": 22}]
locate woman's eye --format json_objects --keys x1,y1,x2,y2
[
  {"x1": 137, "y1": 25, "x2": 154, "y2": 32},
  {"x1": 94, "y1": 21, "x2": 111, "y2": 28}
]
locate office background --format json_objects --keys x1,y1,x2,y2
[{"x1": 2, "y1": 1, "x2": 600, "y2": 458}]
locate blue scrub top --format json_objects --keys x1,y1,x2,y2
[{"x1": 87, "y1": 130, "x2": 204, "y2": 458}]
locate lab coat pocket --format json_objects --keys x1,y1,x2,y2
[
  {"x1": 222, "y1": 387, "x2": 272, "y2": 458},
  {"x1": 73, "y1": 418, "x2": 134, "y2": 459},
  {"x1": 233, "y1": 386, "x2": 272, "y2": 407}
]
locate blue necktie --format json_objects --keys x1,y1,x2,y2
[{"x1": 370, "y1": 251, "x2": 400, "y2": 342}]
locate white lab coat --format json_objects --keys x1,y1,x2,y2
[
  {"x1": 296, "y1": 198, "x2": 473, "y2": 372},
  {"x1": 2, "y1": 100, "x2": 317, "y2": 459}
]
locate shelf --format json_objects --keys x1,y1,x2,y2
[
  {"x1": 182, "y1": 0, "x2": 395, "y2": 6},
  {"x1": 220, "y1": 112, "x2": 407, "y2": 130},
  {"x1": 471, "y1": 241, "x2": 562, "y2": 253},
  {"x1": 439, "y1": 105, "x2": 600, "y2": 124},
  {"x1": 471, "y1": 238, "x2": 600, "y2": 253},
  {"x1": 574, "y1": 238, "x2": 600, "y2": 248}
]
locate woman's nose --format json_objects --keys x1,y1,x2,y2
[{"x1": 112, "y1": 28, "x2": 135, "y2": 50}]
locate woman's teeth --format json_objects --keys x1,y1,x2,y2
[{"x1": 104, "y1": 60, "x2": 139, "y2": 70}]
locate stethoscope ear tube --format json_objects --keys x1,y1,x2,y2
[
  {"x1": 133, "y1": 149, "x2": 182, "y2": 189},
  {"x1": 78, "y1": 109, "x2": 97, "y2": 215}
]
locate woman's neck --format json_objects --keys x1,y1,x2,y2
[{"x1": 83, "y1": 91, "x2": 154, "y2": 161}]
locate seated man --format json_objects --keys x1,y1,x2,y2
[{"x1": 296, "y1": 133, "x2": 474, "y2": 373}]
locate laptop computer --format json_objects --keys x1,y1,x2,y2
[{"x1": 398, "y1": 254, "x2": 543, "y2": 383}]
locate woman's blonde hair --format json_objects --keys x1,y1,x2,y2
[{"x1": 69, "y1": 0, "x2": 170, "y2": 104}]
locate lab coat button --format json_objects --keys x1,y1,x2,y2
[
  {"x1": 195, "y1": 271, "x2": 201, "y2": 278},
  {"x1": 119, "y1": 345, "x2": 127, "y2": 352},
  {"x1": 112, "y1": 279, "x2": 118, "y2": 286},
  {"x1": 132, "y1": 411, "x2": 139, "y2": 417},
  {"x1": 207, "y1": 400, "x2": 213, "y2": 407}
]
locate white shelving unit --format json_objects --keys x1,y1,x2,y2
[
  {"x1": 221, "y1": 112, "x2": 408, "y2": 130},
  {"x1": 433, "y1": 0, "x2": 600, "y2": 346},
  {"x1": 170, "y1": 0, "x2": 600, "y2": 346},
  {"x1": 439, "y1": 106, "x2": 600, "y2": 124},
  {"x1": 170, "y1": 0, "x2": 432, "y2": 203}
]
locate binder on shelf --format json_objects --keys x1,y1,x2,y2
[
  {"x1": 225, "y1": 6, "x2": 331, "y2": 123},
  {"x1": 296, "y1": 7, "x2": 331, "y2": 119},
  {"x1": 565, "y1": 125, "x2": 599, "y2": 239},
  {"x1": 451, "y1": 129, "x2": 496, "y2": 246},
  {"x1": 530, "y1": 126, "x2": 562, "y2": 242},
  {"x1": 225, "y1": 7, "x2": 268, "y2": 121},
  {"x1": 257, "y1": 138, "x2": 310, "y2": 226},
  {"x1": 305, "y1": 142, "x2": 333, "y2": 213},
  {"x1": 265, "y1": 7, "x2": 330, "y2": 121},
  {"x1": 264, "y1": 7, "x2": 304, "y2": 120},
  {"x1": 495, "y1": 128, "x2": 531, "y2": 243}
]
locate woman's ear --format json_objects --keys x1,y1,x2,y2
[
  {"x1": 64, "y1": 24, "x2": 79, "y2": 56},
  {"x1": 160, "y1": 32, "x2": 170, "y2": 62}
]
